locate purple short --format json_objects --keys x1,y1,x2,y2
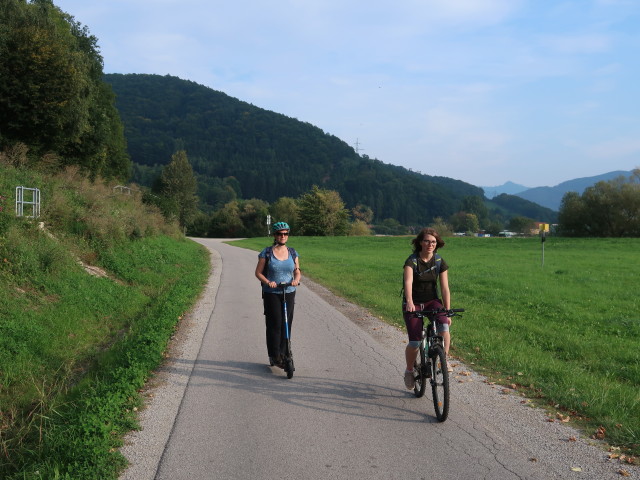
[{"x1": 403, "y1": 299, "x2": 449, "y2": 342}]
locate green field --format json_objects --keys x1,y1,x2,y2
[{"x1": 232, "y1": 236, "x2": 640, "y2": 454}]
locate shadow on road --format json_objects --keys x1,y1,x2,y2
[{"x1": 164, "y1": 356, "x2": 444, "y2": 424}]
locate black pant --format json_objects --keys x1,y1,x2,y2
[{"x1": 262, "y1": 291, "x2": 296, "y2": 358}]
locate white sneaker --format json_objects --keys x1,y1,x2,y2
[{"x1": 404, "y1": 370, "x2": 415, "y2": 390}]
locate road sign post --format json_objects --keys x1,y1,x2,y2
[{"x1": 540, "y1": 223, "x2": 549, "y2": 267}]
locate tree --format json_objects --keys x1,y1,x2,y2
[
  {"x1": 187, "y1": 210, "x2": 212, "y2": 237},
  {"x1": 239, "y1": 198, "x2": 270, "y2": 237},
  {"x1": 209, "y1": 200, "x2": 243, "y2": 237},
  {"x1": 429, "y1": 217, "x2": 453, "y2": 237},
  {"x1": 484, "y1": 220, "x2": 506, "y2": 236},
  {"x1": 558, "y1": 191, "x2": 589, "y2": 236},
  {"x1": 352, "y1": 204, "x2": 374, "y2": 224},
  {"x1": 348, "y1": 220, "x2": 372, "y2": 236},
  {"x1": 0, "y1": 0, "x2": 130, "y2": 179},
  {"x1": 1, "y1": 1, "x2": 86, "y2": 151},
  {"x1": 270, "y1": 197, "x2": 300, "y2": 234},
  {"x1": 460, "y1": 196, "x2": 488, "y2": 226},
  {"x1": 508, "y1": 216, "x2": 536, "y2": 235},
  {"x1": 558, "y1": 170, "x2": 640, "y2": 237},
  {"x1": 158, "y1": 150, "x2": 198, "y2": 228},
  {"x1": 450, "y1": 212, "x2": 479, "y2": 234},
  {"x1": 297, "y1": 186, "x2": 349, "y2": 236}
]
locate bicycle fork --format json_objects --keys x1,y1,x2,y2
[{"x1": 421, "y1": 332, "x2": 432, "y2": 378}]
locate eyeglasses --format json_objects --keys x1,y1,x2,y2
[
  {"x1": 422, "y1": 240, "x2": 437, "y2": 244},
  {"x1": 275, "y1": 232, "x2": 289, "y2": 236}
]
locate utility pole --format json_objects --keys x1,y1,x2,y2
[{"x1": 354, "y1": 138, "x2": 364, "y2": 155}]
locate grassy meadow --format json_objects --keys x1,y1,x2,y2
[{"x1": 232, "y1": 235, "x2": 639, "y2": 455}]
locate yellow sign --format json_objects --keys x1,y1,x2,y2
[{"x1": 539, "y1": 223, "x2": 549, "y2": 232}]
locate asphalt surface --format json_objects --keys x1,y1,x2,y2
[{"x1": 119, "y1": 238, "x2": 638, "y2": 480}]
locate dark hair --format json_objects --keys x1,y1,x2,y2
[{"x1": 411, "y1": 227, "x2": 445, "y2": 254}]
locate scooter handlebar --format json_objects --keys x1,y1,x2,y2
[{"x1": 277, "y1": 281, "x2": 300, "y2": 288}]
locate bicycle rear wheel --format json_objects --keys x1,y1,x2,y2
[
  {"x1": 430, "y1": 344, "x2": 449, "y2": 421},
  {"x1": 413, "y1": 340, "x2": 427, "y2": 397}
]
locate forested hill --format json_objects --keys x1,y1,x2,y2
[{"x1": 105, "y1": 73, "x2": 486, "y2": 225}]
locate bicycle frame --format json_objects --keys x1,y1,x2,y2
[
  {"x1": 416, "y1": 308, "x2": 463, "y2": 351},
  {"x1": 412, "y1": 308, "x2": 464, "y2": 422}
]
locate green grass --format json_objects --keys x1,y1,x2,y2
[
  {"x1": 1, "y1": 163, "x2": 210, "y2": 479},
  {"x1": 232, "y1": 236, "x2": 640, "y2": 454}
]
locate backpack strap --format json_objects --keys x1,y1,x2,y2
[
  {"x1": 433, "y1": 253, "x2": 442, "y2": 277},
  {"x1": 410, "y1": 252, "x2": 442, "y2": 276},
  {"x1": 262, "y1": 246, "x2": 273, "y2": 275},
  {"x1": 409, "y1": 253, "x2": 419, "y2": 272}
]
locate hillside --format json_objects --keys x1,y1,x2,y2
[
  {"x1": 515, "y1": 170, "x2": 633, "y2": 211},
  {"x1": 488, "y1": 194, "x2": 558, "y2": 223},
  {"x1": 105, "y1": 73, "x2": 556, "y2": 225},
  {"x1": 0, "y1": 161, "x2": 209, "y2": 478}
]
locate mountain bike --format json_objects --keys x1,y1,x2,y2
[{"x1": 412, "y1": 308, "x2": 464, "y2": 422}]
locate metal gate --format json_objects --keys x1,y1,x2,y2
[{"x1": 15, "y1": 186, "x2": 41, "y2": 218}]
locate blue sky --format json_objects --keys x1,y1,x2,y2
[{"x1": 54, "y1": 0, "x2": 640, "y2": 188}]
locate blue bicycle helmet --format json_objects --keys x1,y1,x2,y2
[{"x1": 272, "y1": 221, "x2": 290, "y2": 233}]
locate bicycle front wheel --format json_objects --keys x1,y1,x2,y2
[
  {"x1": 413, "y1": 340, "x2": 427, "y2": 398},
  {"x1": 430, "y1": 344, "x2": 449, "y2": 422}
]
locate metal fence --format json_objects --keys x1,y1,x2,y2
[{"x1": 15, "y1": 186, "x2": 41, "y2": 218}]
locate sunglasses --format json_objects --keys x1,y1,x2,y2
[{"x1": 275, "y1": 232, "x2": 289, "y2": 236}]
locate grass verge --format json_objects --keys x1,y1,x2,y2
[{"x1": 1, "y1": 163, "x2": 210, "y2": 479}]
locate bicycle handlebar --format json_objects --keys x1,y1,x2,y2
[{"x1": 414, "y1": 308, "x2": 464, "y2": 317}]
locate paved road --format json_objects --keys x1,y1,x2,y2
[{"x1": 120, "y1": 239, "x2": 638, "y2": 480}]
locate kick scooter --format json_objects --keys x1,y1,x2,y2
[{"x1": 278, "y1": 282, "x2": 295, "y2": 379}]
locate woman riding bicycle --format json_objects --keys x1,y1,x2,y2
[
  {"x1": 402, "y1": 227, "x2": 451, "y2": 390},
  {"x1": 255, "y1": 222, "x2": 301, "y2": 368}
]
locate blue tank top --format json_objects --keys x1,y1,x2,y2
[{"x1": 259, "y1": 247, "x2": 296, "y2": 294}]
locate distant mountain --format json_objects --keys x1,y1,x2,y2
[
  {"x1": 105, "y1": 73, "x2": 557, "y2": 225},
  {"x1": 481, "y1": 181, "x2": 530, "y2": 198},
  {"x1": 515, "y1": 171, "x2": 633, "y2": 211}
]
